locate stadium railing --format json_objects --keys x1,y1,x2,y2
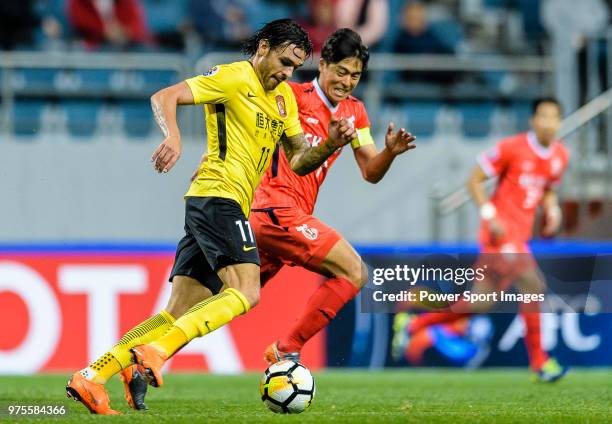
[
  {"x1": 430, "y1": 86, "x2": 612, "y2": 241},
  {"x1": 0, "y1": 51, "x2": 191, "y2": 138},
  {"x1": 0, "y1": 51, "x2": 552, "y2": 141}
]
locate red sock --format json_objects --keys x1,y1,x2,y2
[
  {"x1": 278, "y1": 277, "x2": 359, "y2": 353},
  {"x1": 409, "y1": 312, "x2": 472, "y2": 334},
  {"x1": 521, "y1": 311, "x2": 548, "y2": 370}
]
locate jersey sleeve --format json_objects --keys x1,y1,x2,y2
[
  {"x1": 547, "y1": 144, "x2": 570, "y2": 189},
  {"x1": 477, "y1": 138, "x2": 512, "y2": 177},
  {"x1": 351, "y1": 101, "x2": 374, "y2": 149},
  {"x1": 185, "y1": 64, "x2": 241, "y2": 104},
  {"x1": 282, "y1": 88, "x2": 303, "y2": 138}
]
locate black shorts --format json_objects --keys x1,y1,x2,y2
[{"x1": 169, "y1": 196, "x2": 260, "y2": 294}]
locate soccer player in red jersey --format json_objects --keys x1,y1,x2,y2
[
  {"x1": 393, "y1": 97, "x2": 570, "y2": 382},
  {"x1": 251, "y1": 28, "x2": 417, "y2": 363}
]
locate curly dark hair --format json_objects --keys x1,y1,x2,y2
[
  {"x1": 321, "y1": 28, "x2": 369, "y2": 71},
  {"x1": 242, "y1": 19, "x2": 313, "y2": 59}
]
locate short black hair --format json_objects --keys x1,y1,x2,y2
[
  {"x1": 242, "y1": 19, "x2": 313, "y2": 59},
  {"x1": 321, "y1": 28, "x2": 370, "y2": 72},
  {"x1": 532, "y1": 96, "x2": 563, "y2": 116}
]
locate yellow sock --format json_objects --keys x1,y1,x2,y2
[
  {"x1": 151, "y1": 288, "x2": 250, "y2": 358},
  {"x1": 83, "y1": 310, "x2": 175, "y2": 384}
]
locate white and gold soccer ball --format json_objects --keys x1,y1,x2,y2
[{"x1": 259, "y1": 360, "x2": 315, "y2": 414}]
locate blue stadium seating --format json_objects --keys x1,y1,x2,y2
[
  {"x1": 403, "y1": 101, "x2": 441, "y2": 138},
  {"x1": 458, "y1": 102, "x2": 495, "y2": 139},
  {"x1": 16, "y1": 69, "x2": 56, "y2": 91},
  {"x1": 482, "y1": 0, "x2": 506, "y2": 8},
  {"x1": 62, "y1": 100, "x2": 99, "y2": 137},
  {"x1": 121, "y1": 101, "x2": 153, "y2": 139},
  {"x1": 13, "y1": 100, "x2": 45, "y2": 137},
  {"x1": 144, "y1": 0, "x2": 188, "y2": 33},
  {"x1": 429, "y1": 20, "x2": 464, "y2": 52},
  {"x1": 139, "y1": 70, "x2": 178, "y2": 91},
  {"x1": 77, "y1": 69, "x2": 113, "y2": 91}
]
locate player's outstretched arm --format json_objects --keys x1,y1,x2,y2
[
  {"x1": 150, "y1": 81, "x2": 195, "y2": 173},
  {"x1": 468, "y1": 165, "x2": 505, "y2": 237},
  {"x1": 281, "y1": 116, "x2": 356, "y2": 176},
  {"x1": 354, "y1": 122, "x2": 416, "y2": 183},
  {"x1": 541, "y1": 188, "x2": 562, "y2": 236}
]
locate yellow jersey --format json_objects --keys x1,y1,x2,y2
[{"x1": 184, "y1": 61, "x2": 303, "y2": 216}]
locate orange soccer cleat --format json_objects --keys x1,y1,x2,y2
[
  {"x1": 119, "y1": 364, "x2": 149, "y2": 410},
  {"x1": 65, "y1": 372, "x2": 120, "y2": 415},
  {"x1": 130, "y1": 344, "x2": 167, "y2": 388},
  {"x1": 263, "y1": 341, "x2": 301, "y2": 365}
]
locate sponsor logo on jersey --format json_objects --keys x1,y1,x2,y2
[
  {"x1": 305, "y1": 133, "x2": 323, "y2": 147},
  {"x1": 306, "y1": 116, "x2": 319, "y2": 124},
  {"x1": 521, "y1": 161, "x2": 534, "y2": 171},
  {"x1": 296, "y1": 224, "x2": 318, "y2": 240},
  {"x1": 276, "y1": 95, "x2": 287, "y2": 117},
  {"x1": 346, "y1": 115, "x2": 355, "y2": 129},
  {"x1": 203, "y1": 66, "x2": 219, "y2": 77}
]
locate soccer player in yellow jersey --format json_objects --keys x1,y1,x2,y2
[{"x1": 66, "y1": 19, "x2": 357, "y2": 414}]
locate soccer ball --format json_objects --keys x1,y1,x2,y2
[{"x1": 259, "y1": 360, "x2": 315, "y2": 414}]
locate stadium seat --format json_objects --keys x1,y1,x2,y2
[
  {"x1": 15, "y1": 69, "x2": 56, "y2": 92},
  {"x1": 140, "y1": 70, "x2": 178, "y2": 91},
  {"x1": 245, "y1": 1, "x2": 306, "y2": 29},
  {"x1": 77, "y1": 69, "x2": 113, "y2": 91},
  {"x1": 120, "y1": 101, "x2": 153, "y2": 139},
  {"x1": 13, "y1": 100, "x2": 45, "y2": 137},
  {"x1": 62, "y1": 100, "x2": 100, "y2": 138},
  {"x1": 144, "y1": 0, "x2": 188, "y2": 33},
  {"x1": 429, "y1": 20, "x2": 465, "y2": 52},
  {"x1": 457, "y1": 102, "x2": 495, "y2": 139},
  {"x1": 403, "y1": 101, "x2": 442, "y2": 139},
  {"x1": 482, "y1": 0, "x2": 506, "y2": 8}
]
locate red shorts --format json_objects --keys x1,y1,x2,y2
[
  {"x1": 477, "y1": 224, "x2": 536, "y2": 288},
  {"x1": 250, "y1": 207, "x2": 342, "y2": 285}
]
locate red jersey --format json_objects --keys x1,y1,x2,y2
[
  {"x1": 477, "y1": 131, "x2": 569, "y2": 243},
  {"x1": 252, "y1": 79, "x2": 374, "y2": 214}
]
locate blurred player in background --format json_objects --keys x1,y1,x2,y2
[
  {"x1": 393, "y1": 97, "x2": 570, "y2": 382},
  {"x1": 65, "y1": 19, "x2": 359, "y2": 414},
  {"x1": 252, "y1": 28, "x2": 416, "y2": 364}
]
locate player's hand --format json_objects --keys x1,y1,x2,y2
[
  {"x1": 384, "y1": 122, "x2": 416, "y2": 155},
  {"x1": 191, "y1": 154, "x2": 209, "y2": 182},
  {"x1": 327, "y1": 116, "x2": 356, "y2": 148},
  {"x1": 152, "y1": 135, "x2": 181, "y2": 173},
  {"x1": 489, "y1": 217, "x2": 507, "y2": 241},
  {"x1": 542, "y1": 205, "x2": 562, "y2": 236}
]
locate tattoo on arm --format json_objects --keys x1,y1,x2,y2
[
  {"x1": 151, "y1": 99, "x2": 169, "y2": 138},
  {"x1": 281, "y1": 133, "x2": 337, "y2": 176}
]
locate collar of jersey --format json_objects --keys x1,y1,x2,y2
[
  {"x1": 312, "y1": 78, "x2": 339, "y2": 113},
  {"x1": 527, "y1": 131, "x2": 555, "y2": 159}
]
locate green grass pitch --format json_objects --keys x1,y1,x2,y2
[{"x1": 0, "y1": 369, "x2": 610, "y2": 423}]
